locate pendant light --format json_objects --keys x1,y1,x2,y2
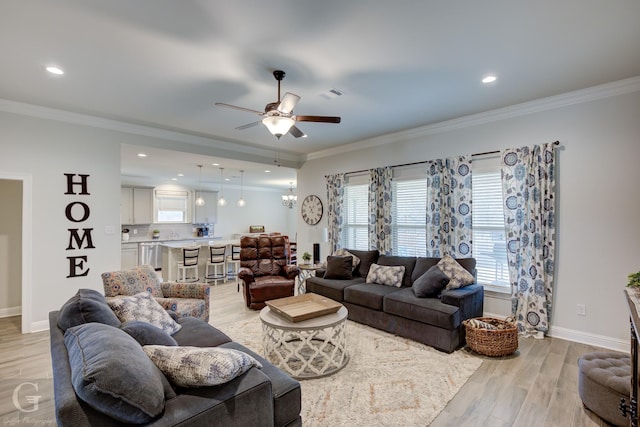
[
  {"x1": 237, "y1": 170, "x2": 246, "y2": 207},
  {"x1": 218, "y1": 167, "x2": 227, "y2": 207},
  {"x1": 195, "y1": 165, "x2": 205, "y2": 206}
]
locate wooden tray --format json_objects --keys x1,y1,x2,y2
[{"x1": 265, "y1": 293, "x2": 342, "y2": 323}]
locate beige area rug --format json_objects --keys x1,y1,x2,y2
[{"x1": 220, "y1": 319, "x2": 482, "y2": 426}]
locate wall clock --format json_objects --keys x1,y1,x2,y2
[{"x1": 301, "y1": 195, "x2": 323, "y2": 225}]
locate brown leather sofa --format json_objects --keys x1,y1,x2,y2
[{"x1": 238, "y1": 235, "x2": 300, "y2": 309}]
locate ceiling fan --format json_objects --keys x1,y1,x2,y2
[{"x1": 215, "y1": 70, "x2": 341, "y2": 139}]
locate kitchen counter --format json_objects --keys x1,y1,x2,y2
[{"x1": 121, "y1": 236, "x2": 222, "y2": 244}]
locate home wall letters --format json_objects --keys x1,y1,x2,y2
[{"x1": 64, "y1": 173, "x2": 94, "y2": 278}]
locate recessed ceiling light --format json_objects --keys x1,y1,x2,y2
[
  {"x1": 212, "y1": 163, "x2": 220, "y2": 166},
  {"x1": 482, "y1": 75, "x2": 497, "y2": 84},
  {"x1": 46, "y1": 66, "x2": 64, "y2": 75},
  {"x1": 137, "y1": 153, "x2": 147, "y2": 157},
  {"x1": 177, "y1": 173, "x2": 184, "y2": 177},
  {"x1": 171, "y1": 178, "x2": 177, "y2": 181},
  {"x1": 264, "y1": 170, "x2": 271, "y2": 173},
  {"x1": 224, "y1": 178, "x2": 230, "y2": 182}
]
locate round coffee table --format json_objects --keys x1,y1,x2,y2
[{"x1": 259, "y1": 305, "x2": 349, "y2": 379}]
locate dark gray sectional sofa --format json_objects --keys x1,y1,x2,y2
[
  {"x1": 49, "y1": 288, "x2": 302, "y2": 426},
  {"x1": 305, "y1": 249, "x2": 484, "y2": 353}
]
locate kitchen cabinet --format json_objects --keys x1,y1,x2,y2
[
  {"x1": 121, "y1": 243, "x2": 138, "y2": 270},
  {"x1": 121, "y1": 187, "x2": 154, "y2": 225},
  {"x1": 193, "y1": 191, "x2": 218, "y2": 224}
]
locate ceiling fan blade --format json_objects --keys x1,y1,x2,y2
[
  {"x1": 289, "y1": 125, "x2": 306, "y2": 138},
  {"x1": 215, "y1": 102, "x2": 263, "y2": 115},
  {"x1": 235, "y1": 121, "x2": 261, "y2": 130},
  {"x1": 277, "y1": 92, "x2": 300, "y2": 114},
  {"x1": 295, "y1": 115, "x2": 341, "y2": 124}
]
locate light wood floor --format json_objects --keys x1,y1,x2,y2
[{"x1": 0, "y1": 282, "x2": 618, "y2": 426}]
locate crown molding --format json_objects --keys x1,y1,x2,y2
[
  {"x1": 306, "y1": 75, "x2": 640, "y2": 161},
  {"x1": 0, "y1": 99, "x2": 305, "y2": 166}
]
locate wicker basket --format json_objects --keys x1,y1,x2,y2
[{"x1": 463, "y1": 317, "x2": 518, "y2": 357}]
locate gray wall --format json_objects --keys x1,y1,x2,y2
[{"x1": 296, "y1": 86, "x2": 640, "y2": 351}]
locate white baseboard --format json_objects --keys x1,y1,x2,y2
[
  {"x1": 0, "y1": 306, "x2": 21, "y2": 318},
  {"x1": 30, "y1": 320, "x2": 50, "y2": 333},
  {"x1": 483, "y1": 311, "x2": 629, "y2": 353}
]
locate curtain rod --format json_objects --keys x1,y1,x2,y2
[{"x1": 342, "y1": 140, "x2": 560, "y2": 176}]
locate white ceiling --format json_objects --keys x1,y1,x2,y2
[{"x1": 2, "y1": 1, "x2": 639, "y2": 189}]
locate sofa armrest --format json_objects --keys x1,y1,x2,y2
[
  {"x1": 238, "y1": 267, "x2": 255, "y2": 285},
  {"x1": 441, "y1": 284, "x2": 484, "y2": 321},
  {"x1": 314, "y1": 268, "x2": 327, "y2": 278},
  {"x1": 284, "y1": 264, "x2": 300, "y2": 280},
  {"x1": 160, "y1": 282, "x2": 210, "y2": 319}
]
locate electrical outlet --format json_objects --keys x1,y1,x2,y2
[
  {"x1": 576, "y1": 304, "x2": 586, "y2": 316},
  {"x1": 104, "y1": 225, "x2": 115, "y2": 235},
  {"x1": 133, "y1": 229, "x2": 137, "y2": 235}
]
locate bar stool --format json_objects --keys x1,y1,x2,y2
[
  {"x1": 226, "y1": 244, "x2": 241, "y2": 291},
  {"x1": 177, "y1": 246, "x2": 200, "y2": 282},
  {"x1": 205, "y1": 244, "x2": 227, "y2": 285}
]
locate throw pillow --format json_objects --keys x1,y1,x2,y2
[
  {"x1": 437, "y1": 254, "x2": 476, "y2": 290},
  {"x1": 332, "y1": 248, "x2": 360, "y2": 269},
  {"x1": 64, "y1": 322, "x2": 167, "y2": 424},
  {"x1": 107, "y1": 291, "x2": 182, "y2": 335},
  {"x1": 101, "y1": 265, "x2": 163, "y2": 297},
  {"x1": 412, "y1": 265, "x2": 450, "y2": 298},
  {"x1": 466, "y1": 318, "x2": 498, "y2": 330},
  {"x1": 57, "y1": 288, "x2": 121, "y2": 332},
  {"x1": 143, "y1": 345, "x2": 262, "y2": 387},
  {"x1": 120, "y1": 321, "x2": 179, "y2": 346},
  {"x1": 324, "y1": 256, "x2": 354, "y2": 280},
  {"x1": 366, "y1": 263, "x2": 405, "y2": 288}
]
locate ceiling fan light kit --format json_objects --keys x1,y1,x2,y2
[{"x1": 215, "y1": 70, "x2": 341, "y2": 139}]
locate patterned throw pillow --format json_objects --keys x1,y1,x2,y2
[
  {"x1": 143, "y1": 346, "x2": 262, "y2": 387},
  {"x1": 107, "y1": 291, "x2": 182, "y2": 335},
  {"x1": 333, "y1": 248, "x2": 360, "y2": 269},
  {"x1": 437, "y1": 254, "x2": 476, "y2": 290},
  {"x1": 366, "y1": 263, "x2": 406, "y2": 288},
  {"x1": 466, "y1": 318, "x2": 498, "y2": 330}
]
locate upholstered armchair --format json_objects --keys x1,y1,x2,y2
[
  {"x1": 101, "y1": 264, "x2": 210, "y2": 322},
  {"x1": 238, "y1": 235, "x2": 300, "y2": 310}
]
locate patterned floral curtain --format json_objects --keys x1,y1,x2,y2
[
  {"x1": 501, "y1": 142, "x2": 556, "y2": 338},
  {"x1": 369, "y1": 167, "x2": 393, "y2": 255},
  {"x1": 325, "y1": 173, "x2": 345, "y2": 253},
  {"x1": 425, "y1": 156, "x2": 472, "y2": 257}
]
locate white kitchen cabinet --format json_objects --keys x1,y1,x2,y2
[
  {"x1": 121, "y1": 187, "x2": 153, "y2": 225},
  {"x1": 121, "y1": 243, "x2": 138, "y2": 270},
  {"x1": 193, "y1": 191, "x2": 218, "y2": 224}
]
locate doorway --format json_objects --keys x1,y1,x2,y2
[{"x1": 0, "y1": 174, "x2": 32, "y2": 333}]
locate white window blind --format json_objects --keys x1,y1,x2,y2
[
  {"x1": 472, "y1": 158, "x2": 509, "y2": 290},
  {"x1": 341, "y1": 177, "x2": 368, "y2": 250},
  {"x1": 155, "y1": 189, "x2": 189, "y2": 223},
  {"x1": 391, "y1": 175, "x2": 427, "y2": 256}
]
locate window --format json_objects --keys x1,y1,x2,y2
[
  {"x1": 472, "y1": 156, "x2": 509, "y2": 291},
  {"x1": 155, "y1": 189, "x2": 190, "y2": 223},
  {"x1": 340, "y1": 175, "x2": 368, "y2": 250},
  {"x1": 391, "y1": 169, "x2": 427, "y2": 256}
]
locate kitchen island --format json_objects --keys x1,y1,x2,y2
[{"x1": 161, "y1": 239, "x2": 240, "y2": 282}]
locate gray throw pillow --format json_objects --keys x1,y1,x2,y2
[
  {"x1": 324, "y1": 256, "x2": 354, "y2": 280},
  {"x1": 412, "y1": 265, "x2": 450, "y2": 298},
  {"x1": 64, "y1": 322, "x2": 167, "y2": 424},
  {"x1": 57, "y1": 288, "x2": 121, "y2": 332},
  {"x1": 120, "y1": 321, "x2": 179, "y2": 346}
]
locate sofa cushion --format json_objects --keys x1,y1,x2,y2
[
  {"x1": 143, "y1": 345, "x2": 262, "y2": 387},
  {"x1": 101, "y1": 264, "x2": 163, "y2": 297},
  {"x1": 305, "y1": 276, "x2": 366, "y2": 302},
  {"x1": 64, "y1": 322, "x2": 167, "y2": 424},
  {"x1": 172, "y1": 316, "x2": 233, "y2": 347},
  {"x1": 345, "y1": 249, "x2": 379, "y2": 277},
  {"x1": 120, "y1": 320, "x2": 179, "y2": 346},
  {"x1": 344, "y1": 283, "x2": 403, "y2": 310},
  {"x1": 412, "y1": 265, "x2": 450, "y2": 298},
  {"x1": 324, "y1": 255, "x2": 354, "y2": 280},
  {"x1": 437, "y1": 255, "x2": 476, "y2": 290},
  {"x1": 57, "y1": 288, "x2": 121, "y2": 332},
  {"x1": 107, "y1": 291, "x2": 182, "y2": 335},
  {"x1": 384, "y1": 287, "x2": 461, "y2": 329},
  {"x1": 366, "y1": 263, "x2": 405, "y2": 288},
  {"x1": 377, "y1": 255, "x2": 417, "y2": 287},
  {"x1": 411, "y1": 258, "x2": 441, "y2": 282},
  {"x1": 332, "y1": 248, "x2": 360, "y2": 269}
]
